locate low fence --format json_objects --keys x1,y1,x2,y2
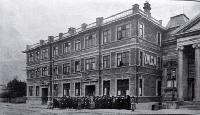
[
  {"x1": 53, "y1": 96, "x2": 134, "y2": 109},
  {"x1": 0, "y1": 97, "x2": 26, "y2": 103}
]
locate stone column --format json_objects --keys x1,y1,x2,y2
[
  {"x1": 193, "y1": 44, "x2": 200, "y2": 101},
  {"x1": 177, "y1": 46, "x2": 187, "y2": 101}
]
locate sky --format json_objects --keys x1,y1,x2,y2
[{"x1": 0, "y1": 0, "x2": 200, "y2": 84}]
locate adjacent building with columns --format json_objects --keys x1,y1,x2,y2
[{"x1": 23, "y1": 2, "x2": 200, "y2": 106}]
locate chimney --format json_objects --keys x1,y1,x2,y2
[
  {"x1": 132, "y1": 4, "x2": 139, "y2": 14},
  {"x1": 96, "y1": 17, "x2": 104, "y2": 26},
  {"x1": 26, "y1": 45, "x2": 30, "y2": 50},
  {"x1": 143, "y1": 1, "x2": 151, "y2": 17},
  {"x1": 59, "y1": 33, "x2": 63, "y2": 39},
  {"x1": 48, "y1": 36, "x2": 54, "y2": 43},
  {"x1": 68, "y1": 27, "x2": 76, "y2": 35},
  {"x1": 159, "y1": 20, "x2": 162, "y2": 25},
  {"x1": 81, "y1": 23, "x2": 87, "y2": 30},
  {"x1": 40, "y1": 40, "x2": 44, "y2": 45}
]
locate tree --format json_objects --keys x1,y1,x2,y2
[{"x1": 7, "y1": 78, "x2": 26, "y2": 98}]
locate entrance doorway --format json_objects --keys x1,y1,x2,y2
[
  {"x1": 188, "y1": 79, "x2": 195, "y2": 101},
  {"x1": 85, "y1": 85, "x2": 95, "y2": 96},
  {"x1": 42, "y1": 88, "x2": 48, "y2": 104}
]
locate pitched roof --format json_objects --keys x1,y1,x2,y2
[
  {"x1": 173, "y1": 12, "x2": 200, "y2": 34},
  {"x1": 166, "y1": 14, "x2": 189, "y2": 29}
]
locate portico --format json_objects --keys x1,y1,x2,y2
[{"x1": 177, "y1": 35, "x2": 200, "y2": 101}]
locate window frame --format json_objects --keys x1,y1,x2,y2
[
  {"x1": 139, "y1": 22, "x2": 144, "y2": 38},
  {"x1": 103, "y1": 55, "x2": 110, "y2": 69},
  {"x1": 117, "y1": 23, "x2": 131, "y2": 40},
  {"x1": 117, "y1": 51, "x2": 129, "y2": 67},
  {"x1": 63, "y1": 42, "x2": 71, "y2": 54},
  {"x1": 102, "y1": 29, "x2": 111, "y2": 44},
  {"x1": 157, "y1": 32, "x2": 162, "y2": 46},
  {"x1": 75, "y1": 39, "x2": 81, "y2": 51}
]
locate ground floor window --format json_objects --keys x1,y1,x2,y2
[
  {"x1": 139, "y1": 78, "x2": 143, "y2": 96},
  {"x1": 29, "y1": 86, "x2": 33, "y2": 96},
  {"x1": 103, "y1": 80, "x2": 110, "y2": 96},
  {"x1": 117, "y1": 79, "x2": 129, "y2": 96},
  {"x1": 75, "y1": 82, "x2": 81, "y2": 96},
  {"x1": 36, "y1": 86, "x2": 39, "y2": 96},
  {"x1": 63, "y1": 83, "x2": 70, "y2": 96},
  {"x1": 54, "y1": 84, "x2": 59, "y2": 96}
]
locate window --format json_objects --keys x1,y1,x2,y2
[
  {"x1": 75, "y1": 60, "x2": 80, "y2": 72},
  {"x1": 29, "y1": 86, "x2": 33, "y2": 96},
  {"x1": 63, "y1": 42, "x2": 71, "y2": 54},
  {"x1": 54, "y1": 84, "x2": 58, "y2": 96},
  {"x1": 103, "y1": 80, "x2": 110, "y2": 96},
  {"x1": 75, "y1": 82, "x2": 81, "y2": 96},
  {"x1": 102, "y1": 30, "x2": 111, "y2": 44},
  {"x1": 139, "y1": 23, "x2": 144, "y2": 38},
  {"x1": 29, "y1": 70, "x2": 35, "y2": 78},
  {"x1": 53, "y1": 65, "x2": 59, "y2": 75},
  {"x1": 42, "y1": 66, "x2": 48, "y2": 76},
  {"x1": 63, "y1": 83, "x2": 70, "y2": 96},
  {"x1": 35, "y1": 51, "x2": 40, "y2": 61},
  {"x1": 140, "y1": 51, "x2": 143, "y2": 66},
  {"x1": 117, "y1": 52, "x2": 129, "y2": 67},
  {"x1": 85, "y1": 58, "x2": 95, "y2": 70},
  {"x1": 158, "y1": 57, "x2": 161, "y2": 68},
  {"x1": 156, "y1": 80, "x2": 161, "y2": 96},
  {"x1": 36, "y1": 86, "x2": 39, "y2": 96},
  {"x1": 35, "y1": 68, "x2": 40, "y2": 77},
  {"x1": 85, "y1": 34, "x2": 95, "y2": 48},
  {"x1": 75, "y1": 39, "x2": 81, "y2": 51},
  {"x1": 157, "y1": 32, "x2": 161, "y2": 46},
  {"x1": 139, "y1": 78, "x2": 143, "y2": 96},
  {"x1": 28, "y1": 52, "x2": 34, "y2": 62},
  {"x1": 63, "y1": 63, "x2": 70, "y2": 75},
  {"x1": 117, "y1": 79, "x2": 129, "y2": 96},
  {"x1": 103, "y1": 55, "x2": 110, "y2": 68},
  {"x1": 117, "y1": 24, "x2": 130, "y2": 40},
  {"x1": 42, "y1": 48, "x2": 49, "y2": 59},
  {"x1": 53, "y1": 46, "x2": 58, "y2": 57}
]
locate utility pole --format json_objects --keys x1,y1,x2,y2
[{"x1": 48, "y1": 36, "x2": 54, "y2": 109}]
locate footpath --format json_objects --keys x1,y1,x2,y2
[{"x1": 0, "y1": 102, "x2": 199, "y2": 115}]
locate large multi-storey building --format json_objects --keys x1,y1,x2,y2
[{"x1": 23, "y1": 2, "x2": 200, "y2": 106}]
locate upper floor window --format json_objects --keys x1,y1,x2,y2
[
  {"x1": 75, "y1": 60, "x2": 81, "y2": 72},
  {"x1": 85, "y1": 34, "x2": 95, "y2": 48},
  {"x1": 102, "y1": 30, "x2": 111, "y2": 44},
  {"x1": 63, "y1": 63, "x2": 70, "y2": 75},
  {"x1": 75, "y1": 39, "x2": 81, "y2": 51},
  {"x1": 53, "y1": 65, "x2": 59, "y2": 75},
  {"x1": 117, "y1": 51, "x2": 129, "y2": 67},
  {"x1": 139, "y1": 23, "x2": 144, "y2": 38},
  {"x1": 117, "y1": 23, "x2": 130, "y2": 40},
  {"x1": 35, "y1": 50, "x2": 40, "y2": 61},
  {"x1": 53, "y1": 46, "x2": 58, "y2": 57},
  {"x1": 103, "y1": 55, "x2": 110, "y2": 69},
  {"x1": 28, "y1": 52, "x2": 34, "y2": 62},
  {"x1": 140, "y1": 51, "x2": 143, "y2": 66},
  {"x1": 63, "y1": 42, "x2": 71, "y2": 54},
  {"x1": 35, "y1": 68, "x2": 40, "y2": 77},
  {"x1": 42, "y1": 66, "x2": 48, "y2": 76},
  {"x1": 157, "y1": 32, "x2": 161, "y2": 46},
  {"x1": 42, "y1": 48, "x2": 49, "y2": 59},
  {"x1": 85, "y1": 58, "x2": 95, "y2": 70},
  {"x1": 29, "y1": 69, "x2": 35, "y2": 78}
]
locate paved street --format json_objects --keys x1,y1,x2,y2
[{"x1": 0, "y1": 102, "x2": 200, "y2": 115}]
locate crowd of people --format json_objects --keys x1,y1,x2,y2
[{"x1": 53, "y1": 95, "x2": 135, "y2": 110}]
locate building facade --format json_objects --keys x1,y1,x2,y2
[{"x1": 23, "y1": 2, "x2": 200, "y2": 105}]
